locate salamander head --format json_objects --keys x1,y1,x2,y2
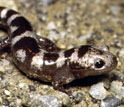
[{"x1": 68, "y1": 45, "x2": 117, "y2": 78}]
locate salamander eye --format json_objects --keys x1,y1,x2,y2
[{"x1": 95, "y1": 59, "x2": 105, "y2": 68}]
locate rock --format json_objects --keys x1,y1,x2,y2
[
  {"x1": 49, "y1": 91, "x2": 71, "y2": 106},
  {"x1": 7, "y1": 69, "x2": 13, "y2": 74},
  {"x1": 100, "y1": 97, "x2": 121, "y2": 107},
  {"x1": 4, "y1": 90, "x2": 11, "y2": 96},
  {"x1": 47, "y1": 22, "x2": 56, "y2": 30},
  {"x1": 89, "y1": 82, "x2": 107, "y2": 100},
  {"x1": 23, "y1": 93, "x2": 62, "y2": 107},
  {"x1": 110, "y1": 81, "x2": 124, "y2": 99},
  {"x1": 2, "y1": 98, "x2": 10, "y2": 106},
  {"x1": 19, "y1": 83, "x2": 29, "y2": 90},
  {"x1": 0, "y1": 59, "x2": 12, "y2": 73},
  {"x1": 0, "y1": 80, "x2": 9, "y2": 88},
  {"x1": 28, "y1": 85, "x2": 36, "y2": 91}
]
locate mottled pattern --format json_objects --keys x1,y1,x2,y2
[
  {"x1": 31, "y1": 50, "x2": 44, "y2": 70},
  {"x1": 0, "y1": 7, "x2": 117, "y2": 90},
  {"x1": 56, "y1": 51, "x2": 67, "y2": 68},
  {"x1": 15, "y1": 49, "x2": 26, "y2": 62}
]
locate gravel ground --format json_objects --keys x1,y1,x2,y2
[{"x1": 0, "y1": 0, "x2": 124, "y2": 107}]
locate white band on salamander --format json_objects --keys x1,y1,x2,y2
[
  {"x1": 1, "y1": 8, "x2": 9, "y2": 19},
  {"x1": 56, "y1": 51, "x2": 67, "y2": 68},
  {"x1": 31, "y1": 50, "x2": 45, "y2": 70},
  {"x1": 11, "y1": 31, "x2": 37, "y2": 46},
  {"x1": 7, "y1": 14, "x2": 22, "y2": 25}
]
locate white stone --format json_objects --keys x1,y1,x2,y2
[
  {"x1": 89, "y1": 82, "x2": 107, "y2": 100},
  {"x1": 4, "y1": 90, "x2": 11, "y2": 96},
  {"x1": 110, "y1": 81, "x2": 124, "y2": 99},
  {"x1": 47, "y1": 21, "x2": 56, "y2": 30}
]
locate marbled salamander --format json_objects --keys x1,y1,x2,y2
[{"x1": 0, "y1": 7, "x2": 117, "y2": 90}]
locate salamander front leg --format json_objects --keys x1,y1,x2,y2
[
  {"x1": 52, "y1": 67, "x2": 75, "y2": 92},
  {"x1": 52, "y1": 81, "x2": 65, "y2": 92},
  {"x1": 52, "y1": 79, "x2": 76, "y2": 99}
]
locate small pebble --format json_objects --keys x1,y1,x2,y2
[
  {"x1": 49, "y1": 91, "x2": 71, "y2": 106},
  {"x1": 19, "y1": 83, "x2": 28, "y2": 90},
  {"x1": 72, "y1": 92, "x2": 83, "y2": 103},
  {"x1": 110, "y1": 6, "x2": 120, "y2": 15},
  {"x1": 23, "y1": 94, "x2": 62, "y2": 107},
  {"x1": 2, "y1": 98, "x2": 10, "y2": 106},
  {"x1": 0, "y1": 59, "x2": 11, "y2": 72},
  {"x1": 110, "y1": 81, "x2": 124, "y2": 99},
  {"x1": 4, "y1": 90, "x2": 11, "y2": 96},
  {"x1": 0, "y1": 97, "x2": 2, "y2": 103},
  {"x1": 16, "y1": 99, "x2": 22, "y2": 105},
  {"x1": 47, "y1": 21, "x2": 56, "y2": 30},
  {"x1": 89, "y1": 82, "x2": 107, "y2": 100},
  {"x1": 7, "y1": 69, "x2": 13, "y2": 74},
  {"x1": 1, "y1": 80, "x2": 9, "y2": 88},
  {"x1": 29, "y1": 85, "x2": 36, "y2": 91},
  {"x1": 40, "y1": 0, "x2": 57, "y2": 6},
  {"x1": 100, "y1": 97, "x2": 121, "y2": 107}
]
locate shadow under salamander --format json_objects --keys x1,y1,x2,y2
[{"x1": 64, "y1": 74, "x2": 109, "y2": 88}]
